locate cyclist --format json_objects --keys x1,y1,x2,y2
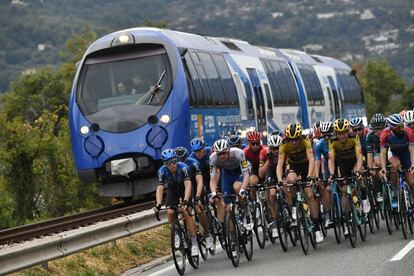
[
  {"x1": 350, "y1": 117, "x2": 369, "y2": 163},
  {"x1": 380, "y1": 114, "x2": 414, "y2": 193},
  {"x1": 366, "y1": 113, "x2": 387, "y2": 202},
  {"x1": 189, "y1": 138, "x2": 213, "y2": 194},
  {"x1": 228, "y1": 134, "x2": 244, "y2": 149},
  {"x1": 154, "y1": 149, "x2": 199, "y2": 257},
  {"x1": 244, "y1": 131, "x2": 265, "y2": 198},
  {"x1": 276, "y1": 123, "x2": 323, "y2": 243},
  {"x1": 258, "y1": 133, "x2": 283, "y2": 238},
  {"x1": 404, "y1": 110, "x2": 414, "y2": 131},
  {"x1": 175, "y1": 146, "x2": 212, "y2": 248},
  {"x1": 328, "y1": 118, "x2": 366, "y2": 227},
  {"x1": 209, "y1": 138, "x2": 251, "y2": 226},
  {"x1": 314, "y1": 121, "x2": 334, "y2": 226}
]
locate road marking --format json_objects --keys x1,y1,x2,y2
[{"x1": 390, "y1": 240, "x2": 414, "y2": 262}]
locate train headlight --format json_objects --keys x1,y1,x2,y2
[
  {"x1": 160, "y1": 114, "x2": 170, "y2": 124},
  {"x1": 80, "y1": 126, "x2": 89, "y2": 135},
  {"x1": 111, "y1": 33, "x2": 135, "y2": 47}
]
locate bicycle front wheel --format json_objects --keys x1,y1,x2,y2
[
  {"x1": 331, "y1": 193, "x2": 342, "y2": 244},
  {"x1": 224, "y1": 211, "x2": 240, "y2": 267},
  {"x1": 253, "y1": 202, "x2": 266, "y2": 249},
  {"x1": 297, "y1": 204, "x2": 309, "y2": 255},
  {"x1": 171, "y1": 223, "x2": 186, "y2": 275},
  {"x1": 345, "y1": 197, "x2": 357, "y2": 248}
]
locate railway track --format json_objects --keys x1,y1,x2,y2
[{"x1": 0, "y1": 200, "x2": 155, "y2": 246}]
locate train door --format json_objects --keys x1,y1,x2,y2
[
  {"x1": 327, "y1": 76, "x2": 342, "y2": 118},
  {"x1": 247, "y1": 68, "x2": 267, "y2": 133}
]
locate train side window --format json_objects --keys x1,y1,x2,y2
[
  {"x1": 198, "y1": 52, "x2": 226, "y2": 106},
  {"x1": 182, "y1": 54, "x2": 198, "y2": 106},
  {"x1": 262, "y1": 60, "x2": 280, "y2": 106},
  {"x1": 244, "y1": 82, "x2": 254, "y2": 119},
  {"x1": 263, "y1": 83, "x2": 273, "y2": 118},
  {"x1": 282, "y1": 63, "x2": 300, "y2": 105},
  {"x1": 190, "y1": 51, "x2": 213, "y2": 106},
  {"x1": 297, "y1": 64, "x2": 324, "y2": 106},
  {"x1": 211, "y1": 54, "x2": 238, "y2": 106},
  {"x1": 184, "y1": 52, "x2": 204, "y2": 106}
]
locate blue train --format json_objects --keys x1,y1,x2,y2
[{"x1": 69, "y1": 28, "x2": 365, "y2": 197}]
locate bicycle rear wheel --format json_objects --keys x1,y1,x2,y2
[
  {"x1": 253, "y1": 202, "x2": 266, "y2": 249},
  {"x1": 171, "y1": 224, "x2": 186, "y2": 275},
  {"x1": 297, "y1": 204, "x2": 309, "y2": 255},
  {"x1": 345, "y1": 197, "x2": 357, "y2": 248},
  {"x1": 243, "y1": 227, "x2": 254, "y2": 261},
  {"x1": 399, "y1": 190, "x2": 409, "y2": 239},
  {"x1": 224, "y1": 211, "x2": 240, "y2": 267},
  {"x1": 195, "y1": 213, "x2": 208, "y2": 261}
]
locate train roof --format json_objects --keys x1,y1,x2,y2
[{"x1": 88, "y1": 27, "x2": 350, "y2": 69}]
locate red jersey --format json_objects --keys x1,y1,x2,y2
[
  {"x1": 259, "y1": 147, "x2": 278, "y2": 167},
  {"x1": 244, "y1": 145, "x2": 263, "y2": 170},
  {"x1": 380, "y1": 127, "x2": 414, "y2": 152}
]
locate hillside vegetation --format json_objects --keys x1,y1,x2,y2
[{"x1": 1, "y1": 0, "x2": 413, "y2": 92}]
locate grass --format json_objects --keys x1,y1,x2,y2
[{"x1": 13, "y1": 225, "x2": 171, "y2": 276}]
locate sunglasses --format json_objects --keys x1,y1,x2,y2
[
  {"x1": 373, "y1": 127, "x2": 384, "y2": 131},
  {"x1": 164, "y1": 158, "x2": 178, "y2": 166},
  {"x1": 353, "y1": 128, "x2": 364, "y2": 132},
  {"x1": 391, "y1": 125, "x2": 404, "y2": 131},
  {"x1": 407, "y1": 123, "x2": 414, "y2": 127},
  {"x1": 269, "y1": 147, "x2": 279, "y2": 151},
  {"x1": 336, "y1": 131, "x2": 348, "y2": 136},
  {"x1": 289, "y1": 137, "x2": 300, "y2": 142},
  {"x1": 218, "y1": 151, "x2": 228, "y2": 157},
  {"x1": 250, "y1": 142, "x2": 260, "y2": 147}
]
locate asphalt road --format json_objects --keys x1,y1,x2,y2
[{"x1": 133, "y1": 222, "x2": 414, "y2": 276}]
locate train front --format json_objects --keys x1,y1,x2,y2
[{"x1": 69, "y1": 28, "x2": 190, "y2": 197}]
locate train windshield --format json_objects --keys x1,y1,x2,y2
[{"x1": 77, "y1": 47, "x2": 172, "y2": 132}]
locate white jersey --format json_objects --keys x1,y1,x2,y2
[{"x1": 209, "y1": 148, "x2": 249, "y2": 176}]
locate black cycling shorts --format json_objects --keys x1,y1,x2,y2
[
  {"x1": 288, "y1": 162, "x2": 309, "y2": 180},
  {"x1": 337, "y1": 157, "x2": 356, "y2": 177}
]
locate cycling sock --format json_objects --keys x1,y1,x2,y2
[{"x1": 191, "y1": 236, "x2": 197, "y2": 246}]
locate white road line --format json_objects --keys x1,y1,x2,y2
[
  {"x1": 148, "y1": 246, "x2": 224, "y2": 276},
  {"x1": 390, "y1": 240, "x2": 414, "y2": 262}
]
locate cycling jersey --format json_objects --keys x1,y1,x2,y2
[
  {"x1": 259, "y1": 147, "x2": 279, "y2": 183},
  {"x1": 279, "y1": 138, "x2": 312, "y2": 164},
  {"x1": 189, "y1": 146, "x2": 212, "y2": 172},
  {"x1": 314, "y1": 138, "x2": 330, "y2": 179},
  {"x1": 329, "y1": 134, "x2": 361, "y2": 161},
  {"x1": 158, "y1": 162, "x2": 191, "y2": 207},
  {"x1": 209, "y1": 148, "x2": 249, "y2": 204},
  {"x1": 244, "y1": 145, "x2": 264, "y2": 176},
  {"x1": 184, "y1": 157, "x2": 202, "y2": 178},
  {"x1": 366, "y1": 130, "x2": 382, "y2": 155},
  {"x1": 380, "y1": 127, "x2": 414, "y2": 170}
]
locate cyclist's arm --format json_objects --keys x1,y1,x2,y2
[
  {"x1": 192, "y1": 160, "x2": 204, "y2": 197},
  {"x1": 240, "y1": 157, "x2": 250, "y2": 190},
  {"x1": 406, "y1": 127, "x2": 414, "y2": 167},
  {"x1": 259, "y1": 159, "x2": 269, "y2": 179},
  {"x1": 354, "y1": 141, "x2": 363, "y2": 173},
  {"x1": 276, "y1": 150, "x2": 285, "y2": 182},
  {"x1": 156, "y1": 170, "x2": 165, "y2": 206},
  {"x1": 380, "y1": 147, "x2": 387, "y2": 172},
  {"x1": 409, "y1": 144, "x2": 414, "y2": 168},
  {"x1": 313, "y1": 143, "x2": 321, "y2": 178},
  {"x1": 184, "y1": 179, "x2": 192, "y2": 202},
  {"x1": 306, "y1": 144, "x2": 315, "y2": 178},
  {"x1": 328, "y1": 143, "x2": 335, "y2": 176},
  {"x1": 209, "y1": 166, "x2": 220, "y2": 194}
]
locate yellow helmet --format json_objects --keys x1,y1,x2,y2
[
  {"x1": 285, "y1": 123, "x2": 302, "y2": 139},
  {"x1": 333, "y1": 118, "x2": 350, "y2": 132}
]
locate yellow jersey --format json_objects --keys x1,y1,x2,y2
[
  {"x1": 329, "y1": 134, "x2": 361, "y2": 160},
  {"x1": 279, "y1": 138, "x2": 312, "y2": 164}
]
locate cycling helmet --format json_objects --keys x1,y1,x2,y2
[
  {"x1": 161, "y1": 149, "x2": 177, "y2": 162},
  {"x1": 386, "y1": 114, "x2": 404, "y2": 127},
  {"x1": 246, "y1": 131, "x2": 261, "y2": 142},
  {"x1": 313, "y1": 121, "x2": 321, "y2": 130},
  {"x1": 403, "y1": 110, "x2": 414, "y2": 124},
  {"x1": 349, "y1": 117, "x2": 363, "y2": 127},
  {"x1": 190, "y1": 138, "x2": 205, "y2": 151},
  {"x1": 174, "y1": 147, "x2": 188, "y2": 161},
  {"x1": 267, "y1": 134, "x2": 283, "y2": 147},
  {"x1": 270, "y1": 130, "x2": 283, "y2": 137},
  {"x1": 320, "y1": 121, "x2": 333, "y2": 135},
  {"x1": 228, "y1": 134, "x2": 242, "y2": 147},
  {"x1": 333, "y1": 118, "x2": 350, "y2": 132},
  {"x1": 285, "y1": 123, "x2": 302, "y2": 139},
  {"x1": 370, "y1": 113, "x2": 386, "y2": 129},
  {"x1": 213, "y1": 139, "x2": 229, "y2": 154}
]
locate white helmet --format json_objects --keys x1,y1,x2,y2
[
  {"x1": 320, "y1": 121, "x2": 333, "y2": 134},
  {"x1": 213, "y1": 138, "x2": 229, "y2": 153},
  {"x1": 404, "y1": 110, "x2": 414, "y2": 124},
  {"x1": 267, "y1": 134, "x2": 283, "y2": 147}
]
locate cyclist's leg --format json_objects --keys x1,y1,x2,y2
[
  {"x1": 249, "y1": 167, "x2": 260, "y2": 200},
  {"x1": 339, "y1": 158, "x2": 354, "y2": 210},
  {"x1": 266, "y1": 168, "x2": 278, "y2": 219},
  {"x1": 166, "y1": 190, "x2": 179, "y2": 224},
  {"x1": 388, "y1": 155, "x2": 401, "y2": 188}
]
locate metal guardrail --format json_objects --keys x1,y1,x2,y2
[{"x1": 0, "y1": 209, "x2": 167, "y2": 275}]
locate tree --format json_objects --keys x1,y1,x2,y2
[{"x1": 360, "y1": 60, "x2": 405, "y2": 117}]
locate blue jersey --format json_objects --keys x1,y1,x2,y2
[
  {"x1": 184, "y1": 157, "x2": 202, "y2": 177},
  {"x1": 157, "y1": 162, "x2": 190, "y2": 191},
  {"x1": 314, "y1": 138, "x2": 329, "y2": 161},
  {"x1": 189, "y1": 146, "x2": 212, "y2": 172}
]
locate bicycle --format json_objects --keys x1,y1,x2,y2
[
  {"x1": 155, "y1": 206, "x2": 199, "y2": 275},
  {"x1": 340, "y1": 176, "x2": 367, "y2": 248},
  {"x1": 364, "y1": 168, "x2": 382, "y2": 231},
  {"x1": 294, "y1": 180, "x2": 317, "y2": 255},
  {"x1": 218, "y1": 193, "x2": 254, "y2": 267},
  {"x1": 313, "y1": 180, "x2": 328, "y2": 237},
  {"x1": 253, "y1": 182, "x2": 278, "y2": 249},
  {"x1": 329, "y1": 178, "x2": 344, "y2": 244},
  {"x1": 389, "y1": 169, "x2": 414, "y2": 239},
  {"x1": 275, "y1": 182, "x2": 297, "y2": 252}
]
